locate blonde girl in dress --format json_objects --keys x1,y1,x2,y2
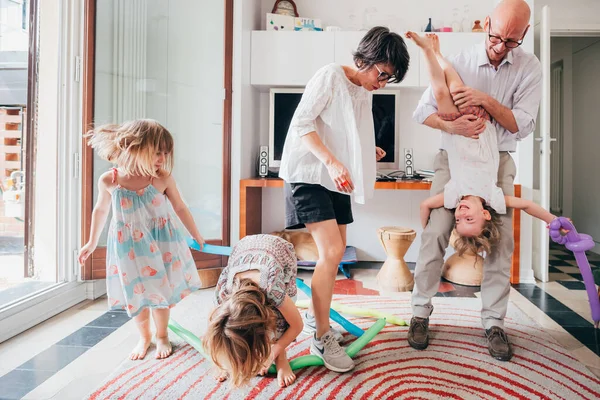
[{"x1": 78, "y1": 119, "x2": 205, "y2": 360}]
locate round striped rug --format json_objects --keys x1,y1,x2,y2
[{"x1": 88, "y1": 295, "x2": 600, "y2": 399}]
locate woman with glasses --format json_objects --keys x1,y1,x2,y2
[{"x1": 278, "y1": 26, "x2": 410, "y2": 373}]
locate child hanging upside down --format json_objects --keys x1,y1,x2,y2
[{"x1": 406, "y1": 31, "x2": 557, "y2": 257}]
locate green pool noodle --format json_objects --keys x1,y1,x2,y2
[
  {"x1": 295, "y1": 299, "x2": 407, "y2": 326},
  {"x1": 169, "y1": 317, "x2": 386, "y2": 375},
  {"x1": 268, "y1": 317, "x2": 386, "y2": 374},
  {"x1": 168, "y1": 319, "x2": 209, "y2": 359}
]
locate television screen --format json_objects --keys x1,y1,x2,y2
[
  {"x1": 372, "y1": 93, "x2": 396, "y2": 164},
  {"x1": 270, "y1": 89, "x2": 397, "y2": 168},
  {"x1": 273, "y1": 92, "x2": 303, "y2": 162}
]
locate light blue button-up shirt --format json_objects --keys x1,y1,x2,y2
[{"x1": 413, "y1": 42, "x2": 542, "y2": 152}]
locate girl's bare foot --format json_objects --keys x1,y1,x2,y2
[
  {"x1": 276, "y1": 362, "x2": 296, "y2": 387},
  {"x1": 155, "y1": 336, "x2": 173, "y2": 359},
  {"x1": 258, "y1": 358, "x2": 272, "y2": 376},
  {"x1": 216, "y1": 370, "x2": 229, "y2": 382},
  {"x1": 274, "y1": 352, "x2": 296, "y2": 387},
  {"x1": 405, "y1": 31, "x2": 432, "y2": 50},
  {"x1": 130, "y1": 336, "x2": 152, "y2": 360}
]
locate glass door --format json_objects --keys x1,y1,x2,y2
[
  {"x1": 0, "y1": 0, "x2": 82, "y2": 341},
  {"x1": 0, "y1": 0, "x2": 63, "y2": 307},
  {"x1": 82, "y1": 0, "x2": 232, "y2": 282}
]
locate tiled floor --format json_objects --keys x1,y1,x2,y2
[{"x1": 0, "y1": 248, "x2": 599, "y2": 399}]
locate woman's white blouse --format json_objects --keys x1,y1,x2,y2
[{"x1": 279, "y1": 64, "x2": 376, "y2": 204}]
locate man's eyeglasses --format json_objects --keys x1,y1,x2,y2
[
  {"x1": 374, "y1": 64, "x2": 397, "y2": 83},
  {"x1": 488, "y1": 21, "x2": 523, "y2": 49}
]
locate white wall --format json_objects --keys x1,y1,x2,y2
[
  {"x1": 232, "y1": 0, "x2": 537, "y2": 270},
  {"x1": 550, "y1": 37, "x2": 573, "y2": 218},
  {"x1": 535, "y1": 0, "x2": 600, "y2": 31},
  {"x1": 261, "y1": 0, "x2": 496, "y2": 33},
  {"x1": 230, "y1": 0, "x2": 262, "y2": 245},
  {"x1": 572, "y1": 38, "x2": 600, "y2": 253}
]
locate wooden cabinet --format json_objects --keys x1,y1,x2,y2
[
  {"x1": 251, "y1": 31, "x2": 335, "y2": 86},
  {"x1": 333, "y1": 31, "x2": 420, "y2": 87},
  {"x1": 419, "y1": 32, "x2": 486, "y2": 87}
]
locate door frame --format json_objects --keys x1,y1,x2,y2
[
  {"x1": 531, "y1": 15, "x2": 600, "y2": 281},
  {"x1": 23, "y1": 0, "x2": 39, "y2": 278},
  {"x1": 532, "y1": 5, "x2": 551, "y2": 282},
  {"x1": 80, "y1": 0, "x2": 233, "y2": 280}
]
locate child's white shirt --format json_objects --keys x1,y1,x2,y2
[{"x1": 443, "y1": 121, "x2": 507, "y2": 214}]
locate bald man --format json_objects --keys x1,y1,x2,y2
[{"x1": 409, "y1": 0, "x2": 541, "y2": 362}]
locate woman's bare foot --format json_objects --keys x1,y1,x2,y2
[
  {"x1": 130, "y1": 336, "x2": 152, "y2": 360},
  {"x1": 155, "y1": 335, "x2": 173, "y2": 359},
  {"x1": 405, "y1": 31, "x2": 432, "y2": 50}
]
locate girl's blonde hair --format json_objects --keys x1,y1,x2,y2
[
  {"x1": 86, "y1": 119, "x2": 174, "y2": 178},
  {"x1": 454, "y1": 204, "x2": 502, "y2": 257},
  {"x1": 203, "y1": 278, "x2": 276, "y2": 388}
]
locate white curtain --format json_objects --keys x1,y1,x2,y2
[{"x1": 112, "y1": 0, "x2": 147, "y2": 122}]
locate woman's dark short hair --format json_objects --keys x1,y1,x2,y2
[{"x1": 352, "y1": 26, "x2": 410, "y2": 84}]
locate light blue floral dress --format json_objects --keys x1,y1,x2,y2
[{"x1": 105, "y1": 168, "x2": 201, "y2": 317}]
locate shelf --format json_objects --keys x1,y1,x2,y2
[{"x1": 240, "y1": 177, "x2": 431, "y2": 190}]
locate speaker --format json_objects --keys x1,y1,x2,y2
[
  {"x1": 258, "y1": 145, "x2": 269, "y2": 177},
  {"x1": 404, "y1": 148, "x2": 414, "y2": 177}
]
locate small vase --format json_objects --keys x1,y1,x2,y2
[
  {"x1": 472, "y1": 20, "x2": 484, "y2": 32},
  {"x1": 425, "y1": 17, "x2": 433, "y2": 32}
]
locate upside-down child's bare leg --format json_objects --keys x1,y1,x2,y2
[
  {"x1": 430, "y1": 34, "x2": 466, "y2": 97},
  {"x1": 406, "y1": 32, "x2": 459, "y2": 115}
]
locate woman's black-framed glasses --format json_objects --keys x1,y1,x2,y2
[
  {"x1": 374, "y1": 64, "x2": 397, "y2": 83},
  {"x1": 488, "y1": 21, "x2": 523, "y2": 48}
]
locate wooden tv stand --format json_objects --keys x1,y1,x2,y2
[{"x1": 239, "y1": 177, "x2": 522, "y2": 283}]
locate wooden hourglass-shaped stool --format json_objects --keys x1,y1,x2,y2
[
  {"x1": 376, "y1": 227, "x2": 417, "y2": 292},
  {"x1": 442, "y1": 230, "x2": 483, "y2": 286}
]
